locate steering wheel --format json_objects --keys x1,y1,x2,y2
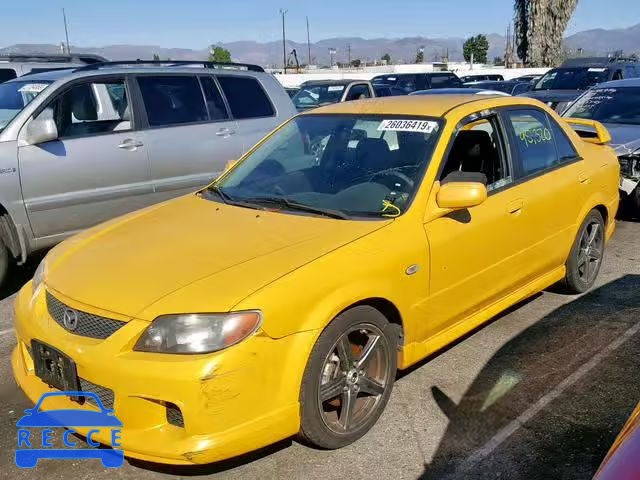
[{"x1": 370, "y1": 169, "x2": 415, "y2": 191}]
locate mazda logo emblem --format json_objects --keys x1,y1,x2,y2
[{"x1": 62, "y1": 309, "x2": 79, "y2": 331}]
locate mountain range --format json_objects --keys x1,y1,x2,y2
[{"x1": 2, "y1": 23, "x2": 639, "y2": 66}]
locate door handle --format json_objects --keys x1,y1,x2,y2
[
  {"x1": 118, "y1": 139, "x2": 144, "y2": 150},
  {"x1": 578, "y1": 172, "x2": 591, "y2": 184},
  {"x1": 506, "y1": 199, "x2": 524, "y2": 214},
  {"x1": 215, "y1": 128, "x2": 236, "y2": 137}
]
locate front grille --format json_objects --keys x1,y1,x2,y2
[
  {"x1": 79, "y1": 378, "x2": 115, "y2": 410},
  {"x1": 166, "y1": 403, "x2": 184, "y2": 427},
  {"x1": 46, "y1": 291, "x2": 126, "y2": 339}
]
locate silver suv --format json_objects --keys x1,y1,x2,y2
[{"x1": 0, "y1": 61, "x2": 296, "y2": 288}]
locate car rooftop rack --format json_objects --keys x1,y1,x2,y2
[
  {"x1": 561, "y1": 56, "x2": 639, "y2": 67},
  {"x1": 0, "y1": 53, "x2": 107, "y2": 64},
  {"x1": 73, "y1": 60, "x2": 265, "y2": 73}
]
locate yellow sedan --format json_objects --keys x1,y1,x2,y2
[{"x1": 12, "y1": 95, "x2": 619, "y2": 465}]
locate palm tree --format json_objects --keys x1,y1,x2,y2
[{"x1": 514, "y1": 0, "x2": 578, "y2": 67}]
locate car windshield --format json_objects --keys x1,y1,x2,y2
[
  {"x1": 0, "y1": 80, "x2": 52, "y2": 131},
  {"x1": 563, "y1": 87, "x2": 640, "y2": 125},
  {"x1": 209, "y1": 114, "x2": 443, "y2": 219},
  {"x1": 533, "y1": 68, "x2": 609, "y2": 91},
  {"x1": 292, "y1": 85, "x2": 347, "y2": 110}
]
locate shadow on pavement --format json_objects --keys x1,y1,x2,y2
[
  {"x1": 421, "y1": 274, "x2": 640, "y2": 480},
  {"x1": 0, "y1": 251, "x2": 46, "y2": 301}
]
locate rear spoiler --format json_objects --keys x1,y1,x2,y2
[{"x1": 564, "y1": 118, "x2": 612, "y2": 145}]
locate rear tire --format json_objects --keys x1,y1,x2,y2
[
  {"x1": 563, "y1": 210, "x2": 605, "y2": 294},
  {"x1": 629, "y1": 186, "x2": 640, "y2": 219},
  {"x1": 299, "y1": 306, "x2": 397, "y2": 449}
]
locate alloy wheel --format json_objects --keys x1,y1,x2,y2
[
  {"x1": 577, "y1": 220, "x2": 604, "y2": 284},
  {"x1": 317, "y1": 323, "x2": 391, "y2": 434}
]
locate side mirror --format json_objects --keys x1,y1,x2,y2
[
  {"x1": 437, "y1": 181, "x2": 487, "y2": 210},
  {"x1": 25, "y1": 116, "x2": 58, "y2": 145}
]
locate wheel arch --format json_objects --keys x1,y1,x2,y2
[
  {"x1": 0, "y1": 202, "x2": 27, "y2": 263},
  {"x1": 348, "y1": 297, "x2": 405, "y2": 347}
]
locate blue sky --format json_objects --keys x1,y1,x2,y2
[{"x1": 2, "y1": 0, "x2": 639, "y2": 48}]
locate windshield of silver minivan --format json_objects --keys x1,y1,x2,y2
[
  {"x1": 208, "y1": 114, "x2": 443, "y2": 219},
  {"x1": 0, "y1": 80, "x2": 52, "y2": 131}
]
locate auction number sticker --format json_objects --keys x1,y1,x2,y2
[
  {"x1": 18, "y1": 83, "x2": 49, "y2": 94},
  {"x1": 378, "y1": 119, "x2": 438, "y2": 133}
]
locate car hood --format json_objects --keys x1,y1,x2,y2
[
  {"x1": 601, "y1": 123, "x2": 640, "y2": 156},
  {"x1": 45, "y1": 194, "x2": 391, "y2": 320},
  {"x1": 521, "y1": 90, "x2": 581, "y2": 103}
]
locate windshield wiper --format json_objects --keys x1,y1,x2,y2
[
  {"x1": 206, "y1": 184, "x2": 231, "y2": 204},
  {"x1": 243, "y1": 196, "x2": 349, "y2": 219}
]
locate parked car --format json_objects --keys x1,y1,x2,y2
[
  {"x1": 562, "y1": 78, "x2": 640, "y2": 214},
  {"x1": 463, "y1": 80, "x2": 533, "y2": 95},
  {"x1": 459, "y1": 73, "x2": 505, "y2": 83},
  {"x1": 410, "y1": 87, "x2": 509, "y2": 96},
  {"x1": 12, "y1": 94, "x2": 619, "y2": 465},
  {"x1": 371, "y1": 72, "x2": 462, "y2": 93},
  {"x1": 593, "y1": 401, "x2": 640, "y2": 480},
  {"x1": 522, "y1": 56, "x2": 640, "y2": 112},
  {"x1": 0, "y1": 60, "x2": 296, "y2": 289},
  {"x1": 0, "y1": 54, "x2": 106, "y2": 83},
  {"x1": 292, "y1": 79, "x2": 375, "y2": 111}
]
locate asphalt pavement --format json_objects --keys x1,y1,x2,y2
[{"x1": 1, "y1": 220, "x2": 639, "y2": 480}]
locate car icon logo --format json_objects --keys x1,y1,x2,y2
[
  {"x1": 15, "y1": 391, "x2": 124, "y2": 468},
  {"x1": 62, "y1": 309, "x2": 78, "y2": 331}
]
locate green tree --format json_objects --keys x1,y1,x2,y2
[
  {"x1": 209, "y1": 46, "x2": 232, "y2": 63},
  {"x1": 415, "y1": 49, "x2": 424, "y2": 64},
  {"x1": 493, "y1": 56, "x2": 504, "y2": 65},
  {"x1": 463, "y1": 34, "x2": 489, "y2": 64},
  {"x1": 381, "y1": 53, "x2": 391, "y2": 64},
  {"x1": 152, "y1": 53, "x2": 160, "y2": 61},
  {"x1": 514, "y1": 0, "x2": 579, "y2": 67},
  {"x1": 350, "y1": 58, "x2": 361, "y2": 68}
]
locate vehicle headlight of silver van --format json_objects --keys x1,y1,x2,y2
[{"x1": 134, "y1": 311, "x2": 263, "y2": 354}]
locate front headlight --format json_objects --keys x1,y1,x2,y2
[
  {"x1": 134, "y1": 311, "x2": 262, "y2": 354},
  {"x1": 32, "y1": 258, "x2": 46, "y2": 291}
]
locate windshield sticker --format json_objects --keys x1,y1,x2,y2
[
  {"x1": 18, "y1": 83, "x2": 49, "y2": 94},
  {"x1": 378, "y1": 119, "x2": 439, "y2": 133},
  {"x1": 519, "y1": 127, "x2": 552, "y2": 147},
  {"x1": 588, "y1": 68, "x2": 607, "y2": 72},
  {"x1": 327, "y1": 85, "x2": 345, "y2": 92}
]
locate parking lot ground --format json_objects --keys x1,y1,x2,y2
[{"x1": 0, "y1": 220, "x2": 639, "y2": 480}]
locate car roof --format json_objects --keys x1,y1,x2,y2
[
  {"x1": 593, "y1": 78, "x2": 640, "y2": 88},
  {"x1": 4, "y1": 66, "x2": 270, "y2": 84},
  {"x1": 304, "y1": 94, "x2": 534, "y2": 116}
]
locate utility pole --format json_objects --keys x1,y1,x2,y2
[
  {"x1": 306, "y1": 16, "x2": 311, "y2": 67},
  {"x1": 62, "y1": 8, "x2": 71, "y2": 55},
  {"x1": 280, "y1": 9, "x2": 288, "y2": 73},
  {"x1": 347, "y1": 43, "x2": 351, "y2": 67}
]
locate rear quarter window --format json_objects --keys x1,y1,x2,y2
[
  {"x1": 0, "y1": 68, "x2": 18, "y2": 83},
  {"x1": 217, "y1": 76, "x2": 275, "y2": 119}
]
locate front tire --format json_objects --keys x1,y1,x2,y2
[
  {"x1": 563, "y1": 210, "x2": 605, "y2": 294},
  {"x1": 299, "y1": 306, "x2": 397, "y2": 449},
  {"x1": 0, "y1": 237, "x2": 9, "y2": 292},
  {"x1": 629, "y1": 185, "x2": 640, "y2": 219}
]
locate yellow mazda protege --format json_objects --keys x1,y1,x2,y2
[{"x1": 12, "y1": 95, "x2": 619, "y2": 465}]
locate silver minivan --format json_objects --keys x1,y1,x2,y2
[{"x1": 0, "y1": 62, "x2": 296, "y2": 288}]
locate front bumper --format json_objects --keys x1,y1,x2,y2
[{"x1": 12, "y1": 282, "x2": 316, "y2": 465}]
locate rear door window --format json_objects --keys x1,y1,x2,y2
[
  {"x1": 217, "y1": 76, "x2": 274, "y2": 119},
  {"x1": 199, "y1": 76, "x2": 229, "y2": 121},
  {"x1": 0, "y1": 69, "x2": 17, "y2": 83},
  {"x1": 137, "y1": 75, "x2": 208, "y2": 127},
  {"x1": 504, "y1": 109, "x2": 568, "y2": 177},
  {"x1": 430, "y1": 74, "x2": 461, "y2": 88}
]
